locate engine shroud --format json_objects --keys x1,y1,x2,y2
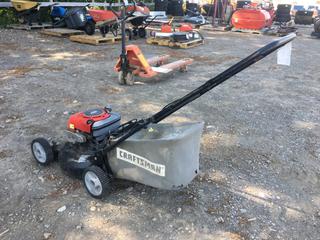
[{"x1": 67, "y1": 108, "x2": 121, "y2": 141}]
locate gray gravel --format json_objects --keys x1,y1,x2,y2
[{"x1": 0, "y1": 26, "x2": 319, "y2": 240}]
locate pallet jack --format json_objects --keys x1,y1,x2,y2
[{"x1": 114, "y1": 2, "x2": 193, "y2": 85}]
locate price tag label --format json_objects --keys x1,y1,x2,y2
[{"x1": 277, "y1": 42, "x2": 292, "y2": 66}]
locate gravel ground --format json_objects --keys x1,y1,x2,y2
[{"x1": 0, "y1": 26, "x2": 319, "y2": 240}]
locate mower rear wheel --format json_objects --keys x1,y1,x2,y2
[
  {"x1": 31, "y1": 138, "x2": 54, "y2": 165},
  {"x1": 83, "y1": 166, "x2": 111, "y2": 198},
  {"x1": 118, "y1": 71, "x2": 134, "y2": 85},
  {"x1": 84, "y1": 21, "x2": 96, "y2": 35}
]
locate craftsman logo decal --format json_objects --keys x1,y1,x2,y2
[{"x1": 116, "y1": 148, "x2": 165, "y2": 177}]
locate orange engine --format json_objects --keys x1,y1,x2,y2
[{"x1": 67, "y1": 108, "x2": 121, "y2": 141}]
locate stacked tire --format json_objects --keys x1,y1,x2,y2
[
  {"x1": 236, "y1": 1, "x2": 251, "y2": 9},
  {"x1": 155, "y1": 0, "x2": 168, "y2": 12},
  {"x1": 203, "y1": 1, "x2": 223, "y2": 18},
  {"x1": 186, "y1": 2, "x2": 199, "y2": 15},
  {"x1": 275, "y1": 4, "x2": 291, "y2": 23},
  {"x1": 167, "y1": 0, "x2": 184, "y2": 16},
  {"x1": 314, "y1": 17, "x2": 320, "y2": 32},
  {"x1": 294, "y1": 10, "x2": 313, "y2": 25}
]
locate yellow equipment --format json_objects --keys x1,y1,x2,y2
[
  {"x1": 10, "y1": 0, "x2": 42, "y2": 26},
  {"x1": 11, "y1": 0, "x2": 38, "y2": 12}
]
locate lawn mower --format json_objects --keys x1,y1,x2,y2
[
  {"x1": 11, "y1": 0, "x2": 42, "y2": 26},
  {"x1": 50, "y1": 5, "x2": 95, "y2": 35},
  {"x1": 31, "y1": 33, "x2": 296, "y2": 198}
]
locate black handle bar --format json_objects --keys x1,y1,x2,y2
[{"x1": 105, "y1": 33, "x2": 296, "y2": 152}]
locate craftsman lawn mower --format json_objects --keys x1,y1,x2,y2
[{"x1": 31, "y1": 33, "x2": 296, "y2": 199}]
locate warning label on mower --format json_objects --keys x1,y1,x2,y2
[{"x1": 116, "y1": 148, "x2": 166, "y2": 177}]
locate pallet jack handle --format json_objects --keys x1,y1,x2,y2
[{"x1": 106, "y1": 33, "x2": 296, "y2": 152}]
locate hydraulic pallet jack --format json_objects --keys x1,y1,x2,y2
[
  {"x1": 31, "y1": 33, "x2": 296, "y2": 198},
  {"x1": 114, "y1": 3, "x2": 193, "y2": 85}
]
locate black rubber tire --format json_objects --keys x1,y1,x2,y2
[
  {"x1": 84, "y1": 21, "x2": 96, "y2": 35},
  {"x1": 118, "y1": 71, "x2": 134, "y2": 85},
  {"x1": 58, "y1": 142, "x2": 93, "y2": 178},
  {"x1": 138, "y1": 28, "x2": 146, "y2": 38},
  {"x1": 83, "y1": 165, "x2": 111, "y2": 199},
  {"x1": 125, "y1": 29, "x2": 132, "y2": 40},
  {"x1": 18, "y1": 16, "x2": 26, "y2": 24},
  {"x1": 314, "y1": 18, "x2": 320, "y2": 32},
  {"x1": 31, "y1": 138, "x2": 54, "y2": 166},
  {"x1": 132, "y1": 28, "x2": 138, "y2": 37}
]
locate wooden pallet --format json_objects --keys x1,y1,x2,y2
[
  {"x1": 8, "y1": 23, "x2": 52, "y2": 30},
  {"x1": 40, "y1": 28, "x2": 84, "y2": 37},
  {"x1": 231, "y1": 28, "x2": 262, "y2": 34},
  {"x1": 146, "y1": 37, "x2": 204, "y2": 49},
  {"x1": 200, "y1": 25, "x2": 229, "y2": 32},
  {"x1": 69, "y1": 34, "x2": 122, "y2": 45}
]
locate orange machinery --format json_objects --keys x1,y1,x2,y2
[
  {"x1": 114, "y1": 45, "x2": 193, "y2": 85},
  {"x1": 231, "y1": 3, "x2": 275, "y2": 30}
]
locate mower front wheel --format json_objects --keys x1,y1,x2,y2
[
  {"x1": 31, "y1": 138, "x2": 54, "y2": 166},
  {"x1": 118, "y1": 71, "x2": 134, "y2": 85},
  {"x1": 83, "y1": 166, "x2": 111, "y2": 199}
]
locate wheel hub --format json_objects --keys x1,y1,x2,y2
[
  {"x1": 32, "y1": 142, "x2": 47, "y2": 163},
  {"x1": 84, "y1": 171, "x2": 102, "y2": 196}
]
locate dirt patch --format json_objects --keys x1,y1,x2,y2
[
  {"x1": 0, "y1": 150, "x2": 13, "y2": 159},
  {"x1": 0, "y1": 65, "x2": 35, "y2": 81}
]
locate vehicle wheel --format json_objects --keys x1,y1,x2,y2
[
  {"x1": 132, "y1": 28, "x2": 138, "y2": 37},
  {"x1": 125, "y1": 29, "x2": 132, "y2": 40},
  {"x1": 138, "y1": 28, "x2": 146, "y2": 38},
  {"x1": 118, "y1": 71, "x2": 134, "y2": 85},
  {"x1": 118, "y1": 71, "x2": 125, "y2": 85},
  {"x1": 18, "y1": 16, "x2": 26, "y2": 24},
  {"x1": 83, "y1": 165, "x2": 111, "y2": 198},
  {"x1": 31, "y1": 138, "x2": 54, "y2": 165},
  {"x1": 110, "y1": 23, "x2": 118, "y2": 36},
  {"x1": 125, "y1": 72, "x2": 134, "y2": 85},
  {"x1": 314, "y1": 19, "x2": 320, "y2": 32},
  {"x1": 84, "y1": 21, "x2": 95, "y2": 35}
]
